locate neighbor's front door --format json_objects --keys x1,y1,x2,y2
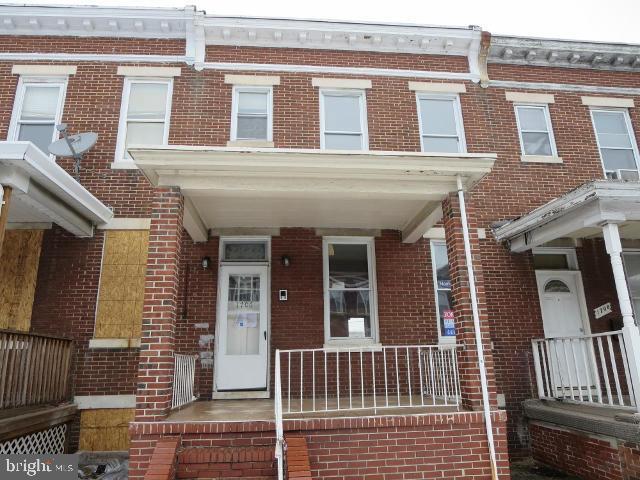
[
  {"x1": 535, "y1": 270, "x2": 592, "y2": 393},
  {"x1": 215, "y1": 265, "x2": 269, "y2": 391}
]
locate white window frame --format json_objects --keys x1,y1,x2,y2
[
  {"x1": 416, "y1": 93, "x2": 466, "y2": 153},
  {"x1": 589, "y1": 107, "x2": 640, "y2": 180},
  {"x1": 623, "y1": 249, "x2": 640, "y2": 318},
  {"x1": 8, "y1": 76, "x2": 68, "y2": 157},
  {"x1": 513, "y1": 103, "x2": 558, "y2": 158},
  {"x1": 430, "y1": 240, "x2": 455, "y2": 345},
  {"x1": 322, "y1": 236, "x2": 379, "y2": 346},
  {"x1": 113, "y1": 77, "x2": 173, "y2": 169},
  {"x1": 532, "y1": 247, "x2": 579, "y2": 270},
  {"x1": 319, "y1": 89, "x2": 369, "y2": 150},
  {"x1": 230, "y1": 86, "x2": 273, "y2": 142}
]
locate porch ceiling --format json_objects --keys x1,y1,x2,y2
[
  {"x1": 493, "y1": 180, "x2": 640, "y2": 252},
  {"x1": 129, "y1": 145, "x2": 496, "y2": 243},
  {"x1": 0, "y1": 142, "x2": 113, "y2": 236}
]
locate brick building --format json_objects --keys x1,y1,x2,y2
[{"x1": 0, "y1": 4, "x2": 639, "y2": 479}]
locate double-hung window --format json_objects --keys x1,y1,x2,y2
[
  {"x1": 115, "y1": 78, "x2": 172, "y2": 165},
  {"x1": 623, "y1": 251, "x2": 640, "y2": 317},
  {"x1": 417, "y1": 94, "x2": 465, "y2": 153},
  {"x1": 514, "y1": 104, "x2": 558, "y2": 157},
  {"x1": 590, "y1": 108, "x2": 640, "y2": 180},
  {"x1": 323, "y1": 237, "x2": 378, "y2": 344},
  {"x1": 430, "y1": 241, "x2": 455, "y2": 344},
  {"x1": 231, "y1": 87, "x2": 273, "y2": 141},
  {"x1": 320, "y1": 90, "x2": 368, "y2": 150},
  {"x1": 9, "y1": 78, "x2": 66, "y2": 155}
]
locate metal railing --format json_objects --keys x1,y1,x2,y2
[
  {"x1": 532, "y1": 331, "x2": 637, "y2": 409},
  {"x1": 171, "y1": 353, "x2": 197, "y2": 410},
  {"x1": 0, "y1": 330, "x2": 73, "y2": 409},
  {"x1": 273, "y1": 344, "x2": 461, "y2": 480}
]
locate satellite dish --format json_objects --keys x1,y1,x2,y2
[
  {"x1": 48, "y1": 129, "x2": 98, "y2": 157},
  {"x1": 47, "y1": 124, "x2": 98, "y2": 179}
]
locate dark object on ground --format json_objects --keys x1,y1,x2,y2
[{"x1": 511, "y1": 458, "x2": 582, "y2": 480}]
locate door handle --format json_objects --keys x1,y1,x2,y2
[{"x1": 264, "y1": 330, "x2": 267, "y2": 341}]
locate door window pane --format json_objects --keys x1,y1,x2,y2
[
  {"x1": 431, "y1": 242, "x2": 455, "y2": 339},
  {"x1": 516, "y1": 105, "x2": 554, "y2": 156},
  {"x1": 624, "y1": 253, "x2": 640, "y2": 317},
  {"x1": 226, "y1": 274, "x2": 260, "y2": 355},
  {"x1": 418, "y1": 96, "x2": 462, "y2": 153},
  {"x1": 592, "y1": 110, "x2": 639, "y2": 178},
  {"x1": 322, "y1": 92, "x2": 365, "y2": 150},
  {"x1": 326, "y1": 241, "x2": 374, "y2": 340}
]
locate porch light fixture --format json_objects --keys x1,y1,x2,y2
[
  {"x1": 281, "y1": 255, "x2": 291, "y2": 267},
  {"x1": 201, "y1": 256, "x2": 212, "y2": 270}
]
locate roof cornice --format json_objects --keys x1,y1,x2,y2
[{"x1": 489, "y1": 35, "x2": 640, "y2": 72}]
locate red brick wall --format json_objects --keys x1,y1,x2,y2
[{"x1": 530, "y1": 421, "x2": 640, "y2": 480}]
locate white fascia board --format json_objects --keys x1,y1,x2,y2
[
  {"x1": 117, "y1": 66, "x2": 181, "y2": 77},
  {"x1": 0, "y1": 141, "x2": 113, "y2": 235},
  {"x1": 74, "y1": 394, "x2": 136, "y2": 409},
  {"x1": 12, "y1": 65, "x2": 77, "y2": 76},
  {"x1": 581, "y1": 96, "x2": 635, "y2": 108}
]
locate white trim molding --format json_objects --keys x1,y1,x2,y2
[
  {"x1": 224, "y1": 74, "x2": 280, "y2": 86},
  {"x1": 408, "y1": 81, "x2": 466, "y2": 93},
  {"x1": 117, "y1": 66, "x2": 181, "y2": 77},
  {"x1": 12, "y1": 65, "x2": 77, "y2": 76},
  {"x1": 312, "y1": 78, "x2": 372, "y2": 89},
  {"x1": 88, "y1": 338, "x2": 141, "y2": 349},
  {"x1": 74, "y1": 395, "x2": 136, "y2": 410},
  {"x1": 227, "y1": 140, "x2": 274, "y2": 148},
  {"x1": 505, "y1": 92, "x2": 555, "y2": 104},
  {"x1": 97, "y1": 217, "x2": 151, "y2": 230},
  {"x1": 581, "y1": 96, "x2": 635, "y2": 108},
  {"x1": 521, "y1": 155, "x2": 563, "y2": 164}
]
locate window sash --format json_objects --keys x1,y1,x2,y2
[
  {"x1": 323, "y1": 237, "x2": 377, "y2": 343},
  {"x1": 416, "y1": 94, "x2": 465, "y2": 153},
  {"x1": 515, "y1": 104, "x2": 557, "y2": 157},
  {"x1": 231, "y1": 86, "x2": 272, "y2": 141},
  {"x1": 320, "y1": 90, "x2": 368, "y2": 150},
  {"x1": 430, "y1": 240, "x2": 455, "y2": 344},
  {"x1": 591, "y1": 108, "x2": 640, "y2": 178},
  {"x1": 115, "y1": 78, "x2": 172, "y2": 163}
]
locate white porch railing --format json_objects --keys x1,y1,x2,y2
[
  {"x1": 532, "y1": 331, "x2": 637, "y2": 409},
  {"x1": 171, "y1": 353, "x2": 197, "y2": 410},
  {"x1": 273, "y1": 345, "x2": 461, "y2": 480}
]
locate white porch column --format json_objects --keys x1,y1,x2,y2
[{"x1": 602, "y1": 222, "x2": 640, "y2": 412}]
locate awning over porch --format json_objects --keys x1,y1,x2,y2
[
  {"x1": 0, "y1": 142, "x2": 113, "y2": 237},
  {"x1": 493, "y1": 180, "x2": 640, "y2": 252},
  {"x1": 129, "y1": 146, "x2": 496, "y2": 243}
]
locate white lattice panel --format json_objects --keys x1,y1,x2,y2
[{"x1": 0, "y1": 424, "x2": 66, "y2": 454}]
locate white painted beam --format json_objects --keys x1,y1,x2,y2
[
  {"x1": 183, "y1": 196, "x2": 208, "y2": 242},
  {"x1": 402, "y1": 203, "x2": 443, "y2": 243}
]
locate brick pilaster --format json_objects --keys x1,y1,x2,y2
[
  {"x1": 135, "y1": 187, "x2": 184, "y2": 421},
  {"x1": 442, "y1": 194, "x2": 498, "y2": 411}
]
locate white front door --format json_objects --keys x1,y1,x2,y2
[
  {"x1": 215, "y1": 265, "x2": 269, "y2": 391},
  {"x1": 535, "y1": 270, "x2": 592, "y2": 393}
]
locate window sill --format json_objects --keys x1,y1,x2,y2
[
  {"x1": 521, "y1": 155, "x2": 563, "y2": 164},
  {"x1": 110, "y1": 160, "x2": 139, "y2": 170},
  {"x1": 323, "y1": 340, "x2": 382, "y2": 351},
  {"x1": 89, "y1": 338, "x2": 141, "y2": 349},
  {"x1": 227, "y1": 140, "x2": 274, "y2": 148}
]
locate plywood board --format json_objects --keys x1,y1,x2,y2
[
  {"x1": 0, "y1": 230, "x2": 43, "y2": 331},
  {"x1": 78, "y1": 408, "x2": 134, "y2": 451}
]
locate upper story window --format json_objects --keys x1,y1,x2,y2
[
  {"x1": 9, "y1": 78, "x2": 66, "y2": 155},
  {"x1": 320, "y1": 90, "x2": 368, "y2": 150},
  {"x1": 231, "y1": 86, "x2": 273, "y2": 142},
  {"x1": 323, "y1": 237, "x2": 378, "y2": 345},
  {"x1": 115, "y1": 78, "x2": 172, "y2": 166},
  {"x1": 514, "y1": 104, "x2": 558, "y2": 157},
  {"x1": 430, "y1": 241, "x2": 455, "y2": 344},
  {"x1": 590, "y1": 108, "x2": 640, "y2": 180},
  {"x1": 417, "y1": 94, "x2": 466, "y2": 153}
]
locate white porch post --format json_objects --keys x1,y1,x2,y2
[{"x1": 602, "y1": 222, "x2": 640, "y2": 412}]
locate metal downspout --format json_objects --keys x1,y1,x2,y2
[{"x1": 456, "y1": 175, "x2": 498, "y2": 479}]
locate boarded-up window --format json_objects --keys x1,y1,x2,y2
[
  {"x1": 0, "y1": 230, "x2": 43, "y2": 332},
  {"x1": 79, "y1": 409, "x2": 135, "y2": 451},
  {"x1": 95, "y1": 230, "x2": 149, "y2": 339}
]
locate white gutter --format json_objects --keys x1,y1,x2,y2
[{"x1": 456, "y1": 175, "x2": 498, "y2": 480}]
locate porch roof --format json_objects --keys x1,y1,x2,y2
[
  {"x1": 0, "y1": 142, "x2": 113, "y2": 237},
  {"x1": 493, "y1": 180, "x2": 640, "y2": 252},
  {"x1": 129, "y1": 145, "x2": 496, "y2": 243}
]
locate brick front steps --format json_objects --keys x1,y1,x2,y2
[
  {"x1": 177, "y1": 445, "x2": 275, "y2": 479},
  {"x1": 143, "y1": 437, "x2": 180, "y2": 480}
]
